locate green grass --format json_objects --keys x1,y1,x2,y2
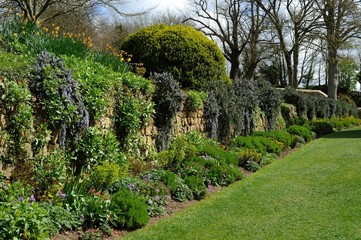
[{"x1": 124, "y1": 127, "x2": 361, "y2": 240}]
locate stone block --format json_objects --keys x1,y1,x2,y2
[{"x1": 188, "y1": 111, "x2": 198, "y2": 118}]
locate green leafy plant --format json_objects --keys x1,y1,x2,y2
[
  {"x1": 184, "y1": 175, "x2": 207, "y2": 200},
  {"x1": 42, "y1": 204, "x2": 82, "y2": 234},
  {"x1": 0, "y1": 72, "x2": 33, "y2": 163},
  {"x1": 0, "y1": 197, "x2": 52, "y2": 239},
  {"x1": 73, "y1": 127, "x2": 128, "y2": 173},
  {"x1": 245, "y1": 161, "x2": 260, "y2": 172},
  {"x1": 32, "y1": 150, "x2": 68, "y2": 200},
  {"x1": 159, "y1": 170, "x2": 193, "y2": 202},
  {"x1": 185, "y1": 90, "x2": 208, "y2": 111}
]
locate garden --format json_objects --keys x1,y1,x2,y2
[{"x1": 0, "y1": 17, "x2": 361, "y2": 240}]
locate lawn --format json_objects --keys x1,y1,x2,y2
[{"x1": 123, "y1": 127, "x2": 361, "y2": 240}]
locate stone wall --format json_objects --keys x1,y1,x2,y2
[{"x1": 139, "y1": 108, "x2": 206, "y2": 146}]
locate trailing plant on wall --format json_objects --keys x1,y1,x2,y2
[
  {"x1": 232, "y1": 79, "x2": 258, "y2": 136},
  {"x1": 283, "y1": 87, "x2": 308, "y2": 118},
  {"x1": 28, "y1": 51, "x2": 89, "y2": 149},
  {"x1": 152, "y1": 73, "x2": 185, "y2": 151},
  {"x1": 204, "y1": 92, "x2": 220, "y2": 139},
  {"x1": 256, "y1": 80, "x2": 282, "y2": 130}
]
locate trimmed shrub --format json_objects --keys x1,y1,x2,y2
[
  {"x1": 230, "y1": 136, "x2": 282, "y2": 155},
  {"x1": 286, "y1": 125, "x2": 314, "y2": 143},
  {"x1": 307, "y1": 120, "x2": 335, "y2": 137},
  {"x1": 111, "y1": 189, "x2": 150, "y2": 230},
  {"x1": 121, "y1": 24, "x2": 229, "y2": 88},
  {"x1": 254, "y1": 130, "x2": 294, "y2": 149}
]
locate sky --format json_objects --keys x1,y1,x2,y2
[{"x1": 121, "y1": 0, "x2": 189, "y2": 13}]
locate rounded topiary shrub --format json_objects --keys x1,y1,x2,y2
[{"x1": 120, "y1": 24, "x2": 229, "y2": 88}]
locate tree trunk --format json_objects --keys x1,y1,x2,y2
[
  {"x1": 284, "y1": 53, "x2": 293, "y2": 87},
  {"x1": 229, "y1": 51, "x2": 241, "y2": 80},
  {"x1": 327, "y1": 48, "x2": 338, "y2": 100},
  {"x1": 292, "y1": 34, "x2": 300, "y2": 88}
]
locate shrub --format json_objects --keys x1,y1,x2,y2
[
  {"x1": 230, "y1": 136, "x2": 282, "y2": 155},
  {"x1": 121, "y1": 24, "x2": 229, "y2": 88},
  {"x1": 89, "y1": 161, "x2": 122, "y2": 191},
  {"x1": 315, "y1": 96, "x2": 332, "y2": 119},
  {"x1": 349, "y1": 91, "x2": 361, "y2": 107},
  {"x1": 111, "y1": 189, "x2": 150, "y2": 230},
  {"x1": 238, "y1": 149, "x2": 262, "y2": 166},
  {"x1": 307, "y1": 120, "x2": 335, "y2": 137},
  {"x1": 254, "y1": 130, "x2": 294, "y2": 149},
  {"x1": 286, "y1": 125, "x2": 314, "y2": 142},
  {"x1": 185, "y1": 90, "x2": 208, "y2": 111},
  {"x1": 283, "y1": 87, "x2": 308, "y2": 118},
  {"x1": 73, "y1": 127, "x2": 128, "y2": 174}
]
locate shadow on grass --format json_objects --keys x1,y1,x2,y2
[{"x1": 321, "y1": 129, "x2": 361, "y2": 139}]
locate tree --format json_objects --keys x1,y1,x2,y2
[
  {"x1": 185, "y1": 0, "x2": 266, "y2": 81},
  {"x1": 316, "y1": 0, "x2": 361, "y2": 100},
  {"x1": 256, "y1": 0, "x2": 320, "y2": 88},
  {"x1": 337, "y1": 57, "x2": 358, "y2": 92},
  {"x1": 1, "y1": 0, "x2": 146, "y2": 22}
]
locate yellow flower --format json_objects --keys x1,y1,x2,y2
[{"x1": 13, "y1": 33, "x2": 18, "y2": 37}]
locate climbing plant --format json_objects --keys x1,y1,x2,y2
[
  {"x1": 28, "y1": 51, "x2": 89, "y2": 149},
  {"x1": 152, "y1": 73, "x2": 185, "y2": 151}
]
